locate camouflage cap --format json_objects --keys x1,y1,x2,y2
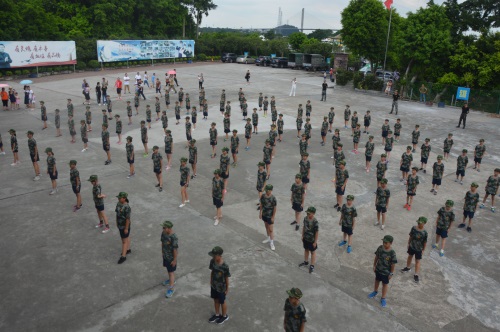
[
  {"x1": 335, "y1": 129, "x2": 340, "y2": 132},
  {"x1": 222, "y1": 147, "x2": 229, "y2": 152},
  {"x1": 161, "y1": 220, "x2": 173, "y2": 228},
  {"x1": 495, "y1": 168, "x2": 500, "y2": 173},
  {"x1": 8, "y1": 129, "x2": 15, "y2": 133},
  {"x1": 141, "y1": 120, "x2": 146, "y2": 124},
  {"x1": 369, "y1": 135, "x2": 374, "y2": 139},
  {"x1": 382, "y1": 235, "x2": 394, "y2": 243},
  {"x1": 265, "y1": 184, "x2": 273, "y2": 191},
  {"x1": 286, "y1": 288, "x2": 303, "y2": 299},
  {"x1": 69, "y1": 160, "x2": 77, "y2": 165},
  {"x1": 39, "y1": 101, "x2": 45, "y2": 104},
  {"x1": 337, "y1": 143, "x2": 343, "y2": 147},
  {"x1": 55, "y1": 108, "x2": 60, "y2": 113},
  {"x1": 306, "y1": 206, "x2": 316, "y2": 214},
  {"x1": 190, "y1": 139, "x2": 196, "y2": 144},
  {"x1": 87, "y1": 175, "x2": 98, "y2": 181},
  {"x1": 114, "y1": 114, "x2": 120, "y2": 118},
  {"x1": 26, "y1": 130, "x2": 34, "y2": 135},
  {"x1": 406, "y1": 146, "x2": 412, "y2": 150},
  {"x1": 339, "y1": 160, "x2": 346, "y2": 166},
  {"x1": 126, "y1": 136, "x2": 133, "y2": 141},
  {"x1": 152, "y1": 145, "x2": 159, "y2": 150},
  {"x1": 80, "y1": 120, "x2": 86, "y2": 123},
  {"x1": 425, "y1": 138, "x2": 430, "y2": 142},
  {"x1": 265, "y1": 139, "x2": 271, "y2": 143},
  {"x1": 479, "y1": 139, "x2": 484, "y2": 142},
  {"x1": 246, "y1": 118, "x2": 251, "y2": 121},
  {"x1": 381, "y1": 153, "x2": 387, "y2": 158},
  {"x1": 166, "y1": 130, "x2": 171, "y2": 133},
  {"x1": 102, "y1": 123, "x2": 108, "y2": 128},
  {"x1": 462, "y1": 149, "x2": 467, "y2": 153},
  {"x1": 214, "y1": 169, "x2": 221, "y2": 174},
  {"x1": 211, "y1": 122, "x2": 216, "y2": 126},
  {"x1": 417, "y1": 217, "x2": 427, "y2": 224},
  {"x1": 279, "y1": 113, "x2": 283, "y2": 116},
  {"x1": 208, "y1": 246, "x2": 223, "y2": 257},
  {"x1": 445, "y1": 200, "x2": 454, "y2": 207},
  {"x1": 448, "y1": 133, "x2": 453, "y2": 136},
  {"x1": 437, "y1": 155, "x2": 443, "y2": 160},
  {"x1": 412, "y1": 166, "x2": 419, "y2": 171},
  {"x1": 380, "y1": 178, "x2": 388, "y2": 184},
  {"x1": 257, "y1": 162, "x2": 265, "y2": 167},
  {"x1": 116, "y1": 192, "x2": 128, "y2": 199},
  {"x1": 388, "y1": 130, "x2": 393, "y2": 134},
  {"x1": 295, "y1": 173, "x2": 302, "y2": 179},
  {"x1": 324, "y1": 116, "x2": 328, "y2": 119},
  {"x1": 301, "y1": 134, "x2": 307, "y2": 137},
  {"x1": 346, "y1": 195, "x2": 354, "y2": 201},
  {"x1": 44, "y1": 147, "x2": 52, "y2": 153},
  {"x1": 180, "y1": 157, "x2": 188, "y2": 162},
  {"x1": 232, "y1": 129, "x2": 238, "y2": 133},
  {"x1": 271, "y1": 124, "x2": 276, "y2": 127},
  {"x1": 302, "y1": 152, "x2": 309, "y2": 157},
  {"x1": 471, "y1": 182, "x2": 479, "y2": 187}
]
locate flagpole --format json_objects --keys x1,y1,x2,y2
[{"x1": 383, "y1": 6, "x2": 393, "y2": 73}]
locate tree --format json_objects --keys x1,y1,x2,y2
[
  {"x1": 288, "y1": 32, "x2": 307, "y2": 51},
  {"x1": 341, "y1": 0, "x2": 388, "y2": 73},
  {"x1": 301, "y1": 39, "x2": 332, "y2": 58},
  {"x1": 264, "y1": 30, "x2": 276, "y2": 40},
  {"x1": 184, "y1": 0, "x2": 218, "y2": 40},
  {"x1": 307, "y1": 29, "x2": 333, "y2": 41}
]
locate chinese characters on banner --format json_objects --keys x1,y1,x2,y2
[{"x1": 0, "y1": 41, "x2": 77, "y2": 68}]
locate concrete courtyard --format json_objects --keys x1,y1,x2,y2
[{"x1": 0, "y1": 62, "x2": 499, "y2": 332}]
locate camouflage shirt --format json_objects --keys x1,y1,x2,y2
[
  {"x1": 106, "y1": 99, "x2": 112, "y2": 111},
  {"x1": 116, "y1": 120, "x2": 122, "y2": 133},
  {"x1": 152, "y1": 152, "x2": 162, "y2": 169},
  {"x1": 252, "y1": 112, "x2": 258, "y2": 125},
  {"x1": 260, "y1": 194, "x2": 277, "y2": 218},
  {"x1": 70, "y1": 168, "x2": 80, "y2": 186},
  {"x1": 376, "y1": 161, "x2": 386, "y2": 180},
  {"x1": 28, "y1": 137, "x2": 37, "y2": 155},
  {"x1": 245, "y1": 123, "x2": 252, "y2": 136},
  {"x1": 269, "y1": 130, "x2": 277, "y2": 144},
  {"x1": 271, "y1": 99, "x2": 276, "y2": 108},
  {"x1": 178, "y1": 91, "x2": 184, "y2": 100},
  {"x1": 443, "y1": 138, "x2": 454, "y2": 152},
  {"x1": 329, "y1": 110, "x2": 335, "y2": 122},
  {"x1": 191, "y1": 109, "x2": 197, "y2": 119},
  {"x1": 161, "y1": 114, "x2": 168, "y2": 128},
  {"x1": 321, "y1": 121, "x2": 328, "y2": 134},
  {"x1": 174, "y1": 106, "x2": 181, "y2": 117},
  {"x1": 189, "y1": 146, "x2": 197, "y2": 163},
  {"x1": 437, "y1": 207, "x2": 455, "y2": 229},
  {"x1": 263, "y1": 100, "x2": 269, "y2": 110},
  {"x1": 382, "y1": 124, "x2": 390, "y2": 133},
  {"x1": 209, "y1": 128, "x2": 217, "y2": 142},
  {"x1": 41, "y1": 105, "x2": 47, "y2": 118},
  {"x1": 101, "y1": 130, "x2": 109, "y2": 144},
  {"x1": 185, "y1": 122, "x2": 192, "y2": 135},
  {"x1": 464, "y1": 190, "x2": 479, "y2": 212},
  {"x1": 146, "y1": 108, "x2": 152, "y2": 121},
  {"x1": 376, "y1": 187, "x2": 391, "y2": 207},
  {"x1": 231, "y1": 136, "x2": 239, "y2": 150},
  {"x1": 486, "y1": 175, "x2": 500, "y2": 195},
  {"x1": 384, "y1": 137, "x2": 393, "y2": 150},
  {"x1": 303, "y1": 216, "x2": 318, "y2": 242},
  {"x1": 374, "y1": 245, "x2": 397, "y2": 276},
  {"x1": 296, "y1": 117, "x2": 303, "y2": 130},
  {"x1": 409, "y1": 226, "x2": 428, "y2": 252},
  {"x1": 225, "y1": 104, "x2": 231, "y2": 116},
  {"x1": 55, "y1": 114, "x2": 60, "y2": 128},
  {"x1": 164, "y1": 92, "x2": 169, "y2": 104},
  {"x1": 456, "y1": 155, "x2": 468, "y2": 171},
  {"x1": 46, "y1": 155, "x2": 55, "y2": 172},
  {"x1": 179, "y1": 166, "x2": 190, "y2": 183},
  {"x1": 256, "y1": 170, "x2": 267, "y2": 191},
  {"x1": 304, "y1": 123, "x2": 311, "y2": 137},
  {"x1": 277, "y1": 119, "x2": 284, "y2": 132},
  {"x1": 85, "y1": 110, "x2": 92, "y2": 122},
  {"x1": 155, "y1": 101, "x2": 161, "y2": 113},
  {"x1": 271, "y1": 108, "x2": 277, "y2": 120},
  {"x1": 69, "y1": 119, "x2": 76, "y2": 135},
  {"x1": 185, "y1": 97, "x2": 190, "y2": 108},
  {"x1": 283, "y1": 298, "x2": 307, "y2": 332},
  {"x1": 164, "y1": 136, "x2": 172, "y2": 151},
  {"x1": 127, "y1": 106, "x2": 132, "y2": 117},
  {"x1": 141, "y1": 127, "x2": 148, "y2": 142},
  {"x1": 341, "y1": 204, "x2": 357, "y2": 228},
  {"x1": 115, "y1": 202, "x2": 131, "y2": 229},
  {"x1": 432, "y1": 162, "x2": 444, "y2": 179},
  {"x1": 299, "y1": 160, "x2": 310, "y2": 178},
  {"x1": 223, "y1": 118, "x2": 230, "y2": 131},
  {"x1": 411, "y1": 130, "x2": 420, "y2": 143},
  {"x1": 258, "y1": 95, "x2": 263, "y2": 106},
  {"x1": 102, "y1": 114, "x2": 108, "y2": 125},
  {"x1": 299, "y1": 141, "x2": 308, "y2": 156},
  {"x1": 220, "y1": 154, "x2": 230, "y2": 173},
  {"x1": 126, "y1": 142, "x2": 134, "y2": 159},
  {"x1": 134, "y1": 95, "x2": 140, "y2": 107},
  {"x1": 365, "y1": 142, "x2": 374, "y2": 157},
  {"x1": 394, "y1": 123, "x2": 402, "y2": 135},
  {"x1": 220, "y1": 92, "x2": 226, "y2": 103},
  {"x1": 406, "y1": 175, "x2": 419, "y2": 194},
  {"x1": 161, "y1": 232, "x2": 178, "y2": 262},
  {"x1": 351, "y1": 116, "x2": 358, "y2": 128},
  {"x1": 305, "y1": 103, "x2": 312, "y2": 114},
  {"x1": 421, "y1": 144, "x2": 431, "y2": 159},
  {"x1": 92, "y1": 184, "x2": 104, "y2": 206},
  {"x1": 297, "y1": 107, "x2": 303, "y2": 118},
  {"x1": 475, "y1": 144, "x2": 486, "y2": 158},
  {"x1": 291, "y1": 183, "x2": 305, "y2": 204},
  {"x1": 364, "y1": 114, "x2": 371, "y2": 125},
  {"x1": 344, "y1": 108, "x2": 351, "y2": 120},
  {"x1": 212, "y1": 177, "x2": 224, "y2": 199},
  {"x1": 67, "y1": 103, "x2": 74, "y2": 118},
  {"x1": 401, "y1": 152, "x2": 413, "y2": 169},
  {"x1": 332, "y1": 135, "x2": 341, "y2": 150},
  {"x1": 353, "y1": 129, "x2": 361, "y2": 143},
  {"x1": 334, "y1": 150, "x2": 345, "y2": 168},
  {"x1": 336, "y1": 168, "x2": 349, "y2": 187},
  {"x1": 263, "y1": 146, "x2": 272, "y2": 162},
  {"x1": 209, "y1": 259, "x2": 231, "y2": 293}
]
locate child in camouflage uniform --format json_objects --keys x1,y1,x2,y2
[
  {"x1": 459, "y1": 182, "x2": 479, "y2": 232},
  {"x1": 165, "y1": 90, "x2": 170, "y2": 110},
  {"x1": 305, "y1": 100, "x2": 312, "y2": 118},
  {"x1": 164, "y1": 130, "x2": 173, "y2": 169},
  {"x1": 283, "y1": 288, "x2": 307, "y2": 332},
  {"x1": 419, "y1": 138, "x2": 431, "y2": 173},
  {"x1": 134, "y1": 92, "x2": 140, "y2": 115},
  {"x1": 381, "y1": 119, "x2": 390, "y2": 145},
  {"x1": 223, "y1": 112, "x2": 230, "y2": 141},
  {"x1": 335, "y1": 161, "x2": 349, "y2": 212},
  {"x1": 328, "y1": 107, "x2": 335, "y2": 132},
  {"x1": 333, "y1": 142, "x2": 345, "y2": 171},
  {"x1": 411, "y1": 125, "x2": 420, "y2": 153},
  {"x1": 375, "y1": 178, "x2": 390, "y2": 230},
  {"x1": 260, "y1": 184, "x2": 277, "y2": 251},
  {"x1": 27, "y1": 131, "x2": 40, "y2": 180},
  {"x1": 338, "y1": 195, "x2": 357, "y2": 253},
  {"x1": 368, "y1": 235, "x2": 397, "y2": 308},
  {"x1": 263, "y1": 139, "x2": 273, "y2": 179},
  {"x1": 225, "y1": 101, "x2": 231, "y2": 117},
  {"x1": 320, "y1": 116, "x2": 328, "y2": 146},
  {"x1": 393, "y1": 118, "x2": 402, "y2": 142},
  {"x1": 271, "y1": 105, "x2": 277, "y2": 125},
  {"x1": 85, "y1": 105, "x2": 92, "y2": 131},
  {"x1": 258, "y1": 92, "x2": 263, "y2": 111},
  {"x1": 252, "y1": 108, "x2": 259, "y2": 134},
  {"x1": 443, "y1": 133, "x2": 453, "y2": 161},
  {"x1": 185, "y1": 116, "x2": 192, "y2": 148},
  {"x1": 174, "y1": 101, "x2": 181, "y2": 125},
  {"x1": 161, "y1": 110, "x2": 168, "y2": 133},
  {"x1": 242, "y1": 98, "x2": 248, "y2": 120},
  {"x1": 350, "y1": 111, "x2": 358, "y2": 136},
  {"x1": 106, "y1": 96, "x2": 112, "y2": 120},
  {"x1": 191, "y1": 106, "x2": 197, "y2": 130},
  {"x1": 40, "y1": 101, "x2": 48, "y2": 129},
  {"x1": 401, "y1": 217, "x2": 428, "y2": 284},
  {"x1": 479, "y1": 168, "x2": 500, "y2": 212},
  {"x1": 116, "y1": 192, "x2": 131, "y2": 264},
  {"x1": 299, "y1": 134, "x2": 308, "y2": 158},
  {"x1": 220, "y1": 89, "x2": 226, "y2": 114},
  {"x1": 8, "y1": 129, "x2": 19, "y2": 166},
  {"x1": 69, "y1": 118, "x2": 76, "y2": 143},
  {"x1": 376, "y1": 154, "x2": 387, "y2": 189},
  {"x1": 400, "y1": 146, "x2": 413, "y2": 183},
  {"x1": 352, "y1": 123, "x2": 361, "y2": 154},
  {"x1": 363, "y1": 110, "x2": 371, "y2": 134},
  {"x1": 88, "y1": 175, "x2": 110, "y2": 233},
  {"x1": 331, "y1": 129, "x2": 341, "y2": 160},
  {"x1": 299, "y1": 153, "x2": 310, "y2": 191},
  {"x1": 188, "y1": 139, "x2": 197, "y2": 179},
  {"x1": 405, "y1": 167, "x2": 420, "y2": 211},
  {"x1": 343, "y1": 105, "x2": 351, "y2": 129},
  {"x1": 277, "y1": 114, "x2": 284, "y2": 143},
  {"x1": 208, "y1": 246, "x2": 231, "y2": 325},
  {"x1": 384, "y1": 130, "x2": 394, "y2": 160},
  {"x1": 209, "y1": 122, "x2": 218, "y2": 158},
  {"x1": 296, "y1": 115, "x2": 303, "y2": 138},
  {"x1": 454, "y1": 149, "x2": 468, "y2": 184},
  {"x1": 101, "y1": 109, "x2": 108, "y2": 127},
  {"x1": 146, "y1": 105, "x2": 152, "y2": 129},
  {"x1": 245, "y1": 118, "x2": 252, "y2": 150},
  {"x1": 473, "y1": 139, "x2": 486, "y2": 172},
  {"x1": 115, "y1": 114, "x2": 122, "y2": 144},
  {"x1": 365, "y1": 135, "x2": 375, "y2": 172},
  {"x1": 230, "y1": 130, "x2": 239, "y2": 166},
  {"x1": 161, "y1": 220, "x2": 178, "y2": 298},
  {"x1": 304, "y1": 118, "x2": 312, "y2": 143},
  {"x1": 126, "y1": 136, "x2": 135, "y2": 178},
  {"x1": 126, "y1": 101, "x2": 132, "y2": 125},
  {"x1": 141, "y1": 121, "x2": 149, "y2": 157},
  {"x1": 256, "y1": 161, "x2": 267, "y2": 207},
  {"x1": 151, "y1": 146, "x2": 163, "y2": 192},
  {"x1": 185, "y1": 93, "x2": 190, "y2": 115},
  {"x1": 269, "y1": 124, "x2": 278, "y2": 158},
  {"x1": 220, "y1": 147, "x2": 230, "y2": 191},
  {"x1": 179, "y1": 158, "x2": 190, "y2": 208},
  {"x1": 55, "y1": 109, "x2": 61, "y2": 137},
  {"x1": 290, "y1": 174, "x2": 305, "y2": 231},
  {"x1": 299, "y1": 206, "x2": 319, "y2": 273},
  {"x1": 101, "y1": 123, "x2": 111, "y2": 165},
  {"x1": 45, "y1": 147, "x2": 57, "y2": 195},
  {"x1": 155, "y1": 96, "x2": 161, "y2": 121},
  {"x1": 212, "y1": 169, "x2": 224, "y2": 226},
  {"x1": 432, "y1": 200, "x2": 455, "y2": 256},
  {"x1": 178, "y1": 88, "x2": 184, "y2": 107},
  {"x1": 69, "y1": 160, "x2": 81, "y2": 211},
  {"x1": 430, "y1": 155, "x2": 444, "y2": 195}
]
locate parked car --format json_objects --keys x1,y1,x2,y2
[
  {"x1": 221, "y1": 53, "x2": 238, "y2": 63},
  {"x1": 288, "y1": 53, "x2": 304, "y2": 69},
  {"x1": 255, "y1": 56, "x2": 271, "y2": 66},
  {"x1": 236, "y1": 55, "x2": 256, "y2": 64},
  {"x1": 303, "y1": 54, "x2": 327, "y2": 71},
  {"x1": 271, "y1": 57, "x2": 288, "y2": 68},
  {"x1": 376, "y1": 70, "x2": 393, "y2": 81}
]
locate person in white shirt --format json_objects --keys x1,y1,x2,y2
[
  {"x1": 123, "y1": 73, "x2": 130, "y2": 94},
  {"x1": 289, "y1": 78, "x2": 297, "y2": 97},
  {"x1": 143, "y1": 71, "x2": 149, "y2": 88},
  {"x1": 134, "y1": 72, "x2": 141, "y2": 91}
]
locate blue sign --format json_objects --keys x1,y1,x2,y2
[
  {"x1": 326, "y1": 58, "x2": 331, "y2": 64},
  {"x1": 244, "y1": 52, "x2": 249, "y2": 56},
  {"x1": 456, "y1": 87, "x2": 470, "y2": 101},
  {"x1": 270, "y1": 54, "x2": 276, "y2": 58}
]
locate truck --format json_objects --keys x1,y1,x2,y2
[
  {"x1": 303, "y1": 54, "x2": 327, "y2": 72},
  {"x1": 288, "y1": 53, "x2": 304, "y2": 69}
]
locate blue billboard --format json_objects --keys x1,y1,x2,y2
[{"x1": 97, "y1": 40, "x2": 195, "y2": 63}]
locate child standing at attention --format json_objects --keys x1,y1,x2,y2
[
  {"x1": 368, "y1": 235, "x2": 397, "y2": 308},
  {"x1": 432, "y1": 200, "x2": 455, "y2": 257},
  {"x1": 401, "y1": 217, "x2": 428, "y2": 284},
  {"x1": 146, "y1": 105, "x2": 152, "y2": 129},
  {"x1": 455, "y1": 149, "x2": 468, "y2": 184},
  {"x1": 363, "y1": 110, "x2": 371, "y2": 134},
  {"x1": 161, "y1": 221, "x2": 178, "y2": 298},
  {"x1": 458, "y1": 182, "x2": 479, "y2": 232},
  {"x1": 283, "y1": 288, "x2": 307, "y2": 331},
  {"x1": 299, "y1": 206, "x2": 319, "y2": 274},
  {"x1": 405, "y1": 167, "x2": 420, "y2": 211},
  {"x1": 338, "y1": 195, "x2": 357, "y2": 253},
  {"x1": 443, "y1": 133, "x2": 453, "y2": 161},
  {"x1": 381, "y1": 119, "x2": 390, "y2": 145},
  {"x1": 479, "y1": 168, "x2": 500, "y2": 212},
  {"x1": 126, "y1": 136, "x2": 135, "y2": 178},
  {"x1": 411, "y1": 125, "x2": 420, "y2": 153},
  {"x1": 208, "y1": 246, "x2": 231, "y2": 325},
  {"x1": 55, "y1": 109, "x2": 62, "y2": 137},
  {"x1": 473, "y1": 139, "x2": 486, "y2": 172},
  {"x1": 185, "y1": 93, "x2": 190, "y2": 115},
  {"x1": 419, "y1": 138, "x2": 431, "y2": 173},
  {"x1": 393, "y1": 118, "x2": 402, "y2": 142},
  {"x1": 155, "y1": 96, "x2": 161, "y2": 121},
  {"x1": 430, "y1": 155, "x2": 444, "y2": 195}
]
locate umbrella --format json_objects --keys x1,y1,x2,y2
[
  {"x1": 168, "y1": 70, "x2": 176, "y2": 75},
  {"x1": 0, "y1": 83, "x2": 9, "y2": 88},
  {"x1": 20, "y1": 80, "x2": 33, "y2": 85}
]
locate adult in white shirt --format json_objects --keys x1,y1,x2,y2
[
  {"x1": 134, "y1": 72, "x2": 141, "y2": 88},
  {"x1": 289, "y1": 78, "x2": 297, "y2": 97},
  {"x1": 143, "y1": 71, "x2": 149, "y2": 87},
  {"x1": 123, "y1": 73, "x2": 130, "y2": 94}
]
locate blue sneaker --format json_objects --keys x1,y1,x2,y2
[
  {"x1": 338, "y1": 241, "x2": 347, "y2": 247},
  {"x1": 347, "y1": 246, "x2": 352, "y2": 253},
  {"x1": 162, "y1": 279, "x2": 176, "y2": 286},
  {"x1": 165, "y1": 288, "x2": 175, "y2": 298},
  {"x1": 432, "y1": 244, "x2": 438, "y2": 249},
  {"x1": 439, "y1": 251, "x2": 445, "y2": 257},
  {"x1": 368, "y1": 291, "x2": 378, "y2": 299},
  {"x1": 381, "y1": 298, "x2": 387, "y2": 307}
]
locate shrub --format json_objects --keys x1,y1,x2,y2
[
  {"x1": 363, "y1": 74, "x2": 384, "y2": 91},
  {"x1": 14, "y1": 70, "x2": 22, "y2": 75},
  {"x1": 76, "y1": 61, "x2": 87, "y2": 70},
  {"x1": 0, "y1": 72, "x2": 3, "y2": 78},
  {"x1": 335, "y1": 69, "x2": 353, "y2": 86},
  {"x1": 5, "y1": 71, "x2": 12, "y2": 76},
  {"x1": 352, "y1": 72, "x2": 364, "y2": 89},
  {"x1": 22, "y1": 69, "x2": 30, "y2": 75}
]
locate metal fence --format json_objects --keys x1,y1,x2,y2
[{"x1": 403, "y1": 81, "x2": 500, "y2": 114}]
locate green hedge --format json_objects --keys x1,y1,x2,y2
[{"x1": 335, "y1": 69, "x2": 353, "y2": 86}]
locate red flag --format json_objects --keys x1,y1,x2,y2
[{"x1": 384, "y1": 0, "x2": 393, "y2": 10}]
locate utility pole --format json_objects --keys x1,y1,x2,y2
[
  {"x1": 183, "y1": 16, "x2": 186, "y2": 38},
  {"x1": 301, "y1": 8, "x2": 304, "y2": 33}
]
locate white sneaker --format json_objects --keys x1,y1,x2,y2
[
  {"x1": 10, "y1": 162, "x2": 17, "y2": 166},
  {"x1": 374, "y1": 221, "x2": 380, "y2": 226},
  {"x1": 0, "y1": 151, "x2": 5, "y2": 155},
  {"x1": 381, "y1": 224, "x2": 385, "y2": 230},
  {"x1": 262, "y1": 238, "x2": 270, "y2": 244},
  {"x1": 34, "y1": 176, "x2": 40, "y2": 181},
  {"x1": 185, "y1": 200, "x2": 190, "y2": 203},
  {"x1": 49, "y1": 190, "x2": 56, "y2": 195},
  {"x1": 214, "y1": 219, "x2": 219, "y2": 226},
  {"x1": 179, "y1": 203, "x2": 185, "y2": 208},
  {"x1": 270, "y1": 242, "x2": 275, "y2": 251},
  {"x1": 81, "y1": 148, "x2": 87, "y2": 152}
]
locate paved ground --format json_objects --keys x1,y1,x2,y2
[{"x1": 0, "y1": 62, "x2": 499, "y2": 332}]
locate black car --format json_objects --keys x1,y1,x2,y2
[
  {"x1": 271, "y1": 57, "x2": 288, "y2": 68},
  {"x1": 221, "y1": 53, "x2": 238, "y2": 63},
  {"x1": 255, "y1": 56, "x2": 271, "y2": 66}
]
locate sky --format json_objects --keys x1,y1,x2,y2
[{"x1": 203, "y1": 0, "x2": 447, "y2": 30}]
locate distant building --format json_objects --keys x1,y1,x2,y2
[{"x1": 275, "y1": 24, "x2": 300, "y2": 37}]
